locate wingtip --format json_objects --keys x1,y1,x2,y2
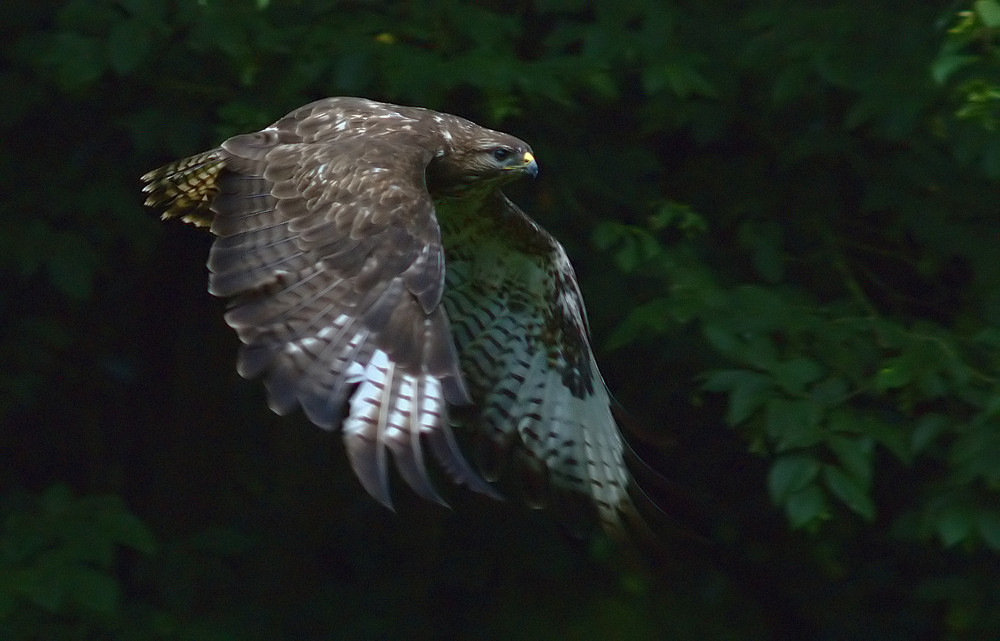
[
  {"x1": 355, "y1": 461, "x2": 397, "y2": 512},
  {"x1": 427, "y1": 424, "x2": 503, "y2": 501}
]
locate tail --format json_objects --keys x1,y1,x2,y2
[{"x1": 141, "y1": 150, "x2": 226, "y2": 227}]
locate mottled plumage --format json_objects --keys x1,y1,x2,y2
[{"x1": 143, "y1": 97, "x2": 636, "y2": 534}]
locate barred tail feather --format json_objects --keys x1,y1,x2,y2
[{"x1": 141, "y1": 150, "x2": 226, "y2": 227}]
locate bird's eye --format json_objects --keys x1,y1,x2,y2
[{"x1": 491, "y1": 147, "x2": 513, "y2": 162}]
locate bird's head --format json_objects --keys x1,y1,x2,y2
[
  {"x1": 479, "y1": 144, "x2": 538, "y2": 179},
  {"x1": 427, "y1": 126, "x2": 537, "y2": 197}
]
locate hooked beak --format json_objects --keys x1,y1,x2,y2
[{"x1": 521, "y1": 151, "x2": 538, "y2": 178}]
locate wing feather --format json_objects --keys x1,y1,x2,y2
[
  {"x1": 193, "y1": 109, "x2": 486, "y2": 506},
  {"x1": 440, "y1": 194, "x2": 637, "y2": 533}
]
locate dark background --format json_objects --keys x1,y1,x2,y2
[{"x1": 3, "y1": 1, "x2": 1000, "y2": 639}]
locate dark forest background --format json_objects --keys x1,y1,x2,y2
[{"x1": 3, "y1": 1, "x2": 1000, "y2": 639}]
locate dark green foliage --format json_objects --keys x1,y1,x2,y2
[
  {"x1": 2, "y1": 0, "x2": 1000, "y2": 638},
  {"x1": 0, "y1": 486, "x2": 156, "y2": 639}
]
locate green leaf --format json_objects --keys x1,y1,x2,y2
[
  {"x1": 95, "y1": 509, "x2": 157, "y2": 555},
  {"x1": 822, "y1": 464, "x2": 876, "y2": 521},
  {"x1": 585, "y1": 70, "x2": 620, "y2": 99},
  {"x1": 977, "y1": 509, "x2": 1000, "y2": 549},
  {"x1": 21, "y1": 563, "x2": 66, "y2": 612},
  {"x1": 642, "y1": 61, "x2": 716, "y2": 99},
  {"x1": 911, "y1": 413, "x2": 949, "y2": 454},
  {"x1": 765, "y1": 397, "x2": 823, "y2": 450},
  {"x1": 591, "y1": 221, "x2": 624, "y2": 251},
  {"x1": 976, "y1": 0, "x2": 1000, "y2": 27},
  {"x1": 930, "y1": 53, "x2": 977, "y2": 85},
  {"x1": 770, "y1": 357, "x2": 824, "y2": 395},
  {"x1": 604, "y1": 298, "x2": 673, "y2": 350},
  {"x1": 864, "y1": 418, "x2": 910, "y2": 463},
  {"x1": 703, "y1": 322, "x2": 740, "y2": 356},
  {"x1": 702, "y1": 369, "x2": 773, "y2": 425},
  {"x1": 66, "y1": 567, "x2": 119, "y2": 613},
  {"x1": 826, "y1": 434, "x2": 873, "y2": 485},
  {"x1": 810, "y1": 376, "x2": 849, "y2": 405},
  {"x1": 768, "y1": 454, "x2": 821, "y2": 504},
  {"x1": 649, "y1": 201, "x2": 707, "y2": 237},
  {"x1": 936, "y1": 503, "x2": 975, "y2": 547},
  {"x1": 875, "y1": 357, "x2": 913, "y2": 391},
  {"x1": 785, "y1": 484, "x2": 828, "y2": 530},
  {"x1": 37, "y1": 32, "x2": 106, "y2": 90},
  {"x1": 744, "y1": 333, "x2": 779, "y2": 369}
]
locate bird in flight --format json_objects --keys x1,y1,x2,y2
[{"x1": 143, "y1": 97, "x2": 638, "y2": 535}]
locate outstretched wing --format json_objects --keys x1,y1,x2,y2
[
  {"x1": 439, "y1": 194, "x2": 636, "y2": 534},
  {"x1": 144, "y1": 105, "x2": 494, "y2": 507}
]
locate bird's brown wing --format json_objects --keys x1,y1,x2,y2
[{"x1": 197, "y1": 128, "x2": 494, "y2": 507}]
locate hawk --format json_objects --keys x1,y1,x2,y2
[{"x1": 143, "y1": 97, "x2": 637, "y2": 534}]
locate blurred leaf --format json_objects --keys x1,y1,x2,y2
[
  {"x1": 978, "y1": 509, "x2": 1000, "y2": 549},
  {"x1": 604, "y1": 298, "x2": 674, "y2": 350},
  {"x1": 786, "y1": 484, "x2": 828, "y2": 530},
  {"x1": 823, "y1": 464, "x2": 876, "y2": 521},
  {"x1": 94, "y1": 508, "x2": 157, "y2": 556},
  {"x1": 0, "y1": 485, "x2": 155, "y2": 627},
  {"x1": 911, "y1": 413, "x2": 950, "y2": 454},
  {"x1": 809, "y1": 376, "x2": 849, "y2": 405},
  {"x1": 976, "y1": 0, "x2": 1000, "y2": 27},
  {"x1": 875, "y1": 357, "x2": 913, "y2": 391},
  {"x1": 641, "y1": 61, "x2": 717, "y2": 98},
  {"x1": 765, "y1": 397, "x2": 823, "y2": 450},
  {"x1": 65, "y1": 566, "x2": 119, "y2": 613},
  {"x1": 937, "y1": 503, "x2": 975, "y2": 548},
  {"x1": 649, "y1": 201, "x2": 707, "y2": 237},
  {"x1": 771, "y1": 357, "x2": 824, "y2": 395},
  {"x1": 826, "y1": 434, "x2": 873, "y2": 484},
  {"x1": 36, "y1": 32, "x2": 106, "y2": 90},
  {"x1": 20, "y1": 562, "x2": 65, "y2": 612},
  {"x1": 703, "y1": 368, "x2": 774, "y2": 426},
  {"x1": 768, "y1": 453, "x2": 821, "y2": 504},
  {"x1": 931, "y1": 53, "x2": 977, "y2": 85}
]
